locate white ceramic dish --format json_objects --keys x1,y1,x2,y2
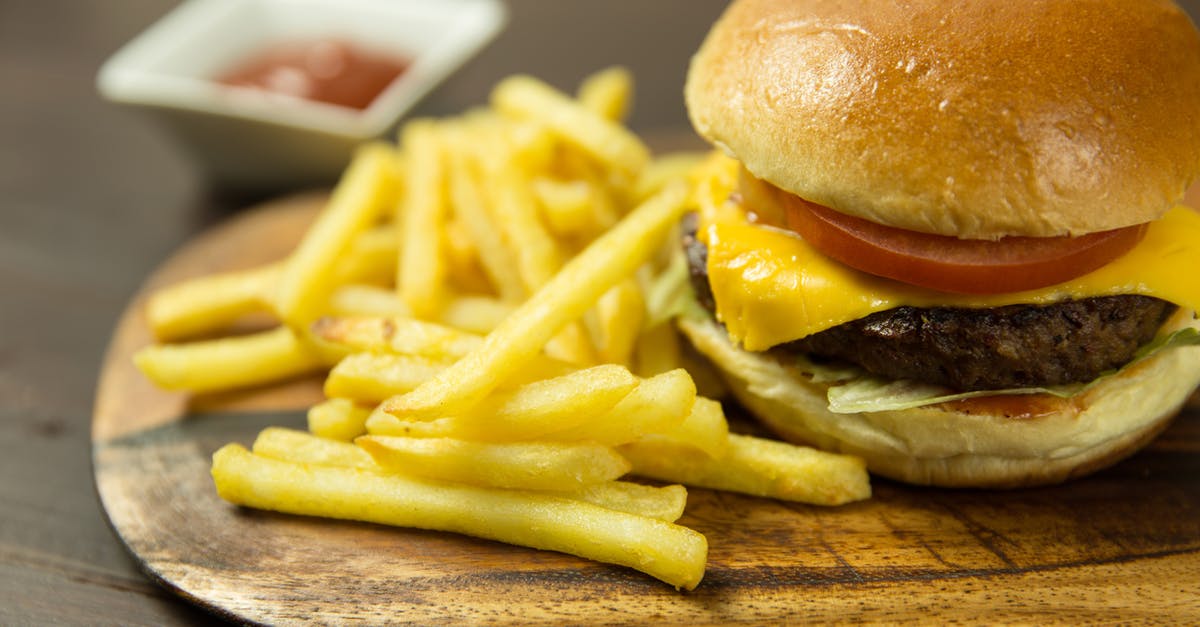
[{"x1": 98, "y1": 0, "x2": 506, "y2": 190}]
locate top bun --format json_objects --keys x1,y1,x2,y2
[{"x1": 685, "y1": 0, "x2": 1200, "y2": 239}]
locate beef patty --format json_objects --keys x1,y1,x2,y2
[{"x1": 682, "y1": 214, "x2": 1176, "y2": 391}]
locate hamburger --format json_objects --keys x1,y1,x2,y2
[{"x1": 677, "y1": 0, "x2": 1200, "y2": 487}]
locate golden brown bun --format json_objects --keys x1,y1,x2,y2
[
  {"x1": 678, "y1": 312, "x2": 1200, "y2": 488},
  {"x1": 685, "y1": 0, "x2": 1200, "y2": 239}
]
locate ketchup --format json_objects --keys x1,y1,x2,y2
[{"x1": 216, "y1": 39, "x2": 409, "y2": 110}]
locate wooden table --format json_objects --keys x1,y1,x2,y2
[{"x1": 5, "y1": 1, "x2": 1200, "y2": 624}]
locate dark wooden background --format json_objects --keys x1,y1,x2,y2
[{"x1": 2, "y1": 1, "x2": 1198, "y2": 624}]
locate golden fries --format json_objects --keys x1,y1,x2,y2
[
  {"x1": 325, "y1": 352, "x2": 448, "y2": 404},
  {"x1": 621, "y1": 434, "x2": 872, "y2": 506},
  {"x1": 640, "y1": 396, "x2": 731, "y2": 460},
  {"x1": 592, "y1": 279, "x2": 645, "y2": 366},
  {"x1": 382, "y1": 182, "x2": 688, "y2": 420},
  {"x1": 396, "y1": 120, "x2": 449, "y2": 319},
  {"x1": 577, "y1": 66, "x2": 633, "y2": 122},
  {"x1": 134, "y1": 326, "x2": 325, "y2": 393},
  {"x1": 135, "y1": 68, "x2": 875, "y2": 592},
  {"x1": 444, "y1": 132, "x2": 526, "y2": 302},
  {"x1": 491, "y1": 74, "x2": 650, "y2": 181},
  {"x1": 312, "y1": 315, "x2": 484, "y2": 359},
  {"x1": 252, "y1": 428, "x2": 688, "y2": 522},
  {"x1": 145, "y1": 262, "x2": 282, "y2": 341},
  {"x1": 367, "y1": 364, "x2": 635, "y2": 441},
  {"x1": 253, "y1": 426, "x2": 377, "y2": 469},
  {"x1": 547, "y1": 368, "x2": 695, "y2": 445},
  {"x1": 306, "y1": 399, "x2": 372, "y2": 442},
  {"x1": 276, "y1": 143, "x2": 398, "y2": 327},
  {"x1": 213, "y1": 444, "x2": 707, "y2": 590},
  {"x1": 357, "y1": 436, "x2": 631, "y2": 491}
]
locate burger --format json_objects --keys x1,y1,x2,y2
[{"x1": 677, "y1": 0, "x2": 1200, "y2": 487}]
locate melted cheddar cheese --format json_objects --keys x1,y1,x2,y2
[{"x1": 692, "y1": 154, "x2": 1200, "y2": 351}]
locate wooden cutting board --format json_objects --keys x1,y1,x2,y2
[{"x1": 93, "y1": 194, "x2": 1200, "y2": 624}]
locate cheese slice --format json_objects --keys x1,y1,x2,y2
[{"x1": 695, "y1": 155, "x2": 1200, "y2": 351}]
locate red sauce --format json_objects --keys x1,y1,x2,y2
[
  {"x1": 941, "y1": 394, "x2": 1081, "y2": 421},
  {"x1": 216, "y1": 39, "x2": 409, "y2": 110}
]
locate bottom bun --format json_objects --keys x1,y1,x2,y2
[{"x1": 678, "y1": 311, "x2": 1200, "y2": 488}]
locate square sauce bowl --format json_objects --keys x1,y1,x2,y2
[{"x1": 98, "y1": 0, "x2": 506, "y2": 190}]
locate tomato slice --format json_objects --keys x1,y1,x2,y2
[{"x1": 775, "y1": 191, "x2": 1147, "y2": 294}]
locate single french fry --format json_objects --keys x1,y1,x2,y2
[
  {"x1": 547, "y1": 368, "x2": 695, "y2": 445},
  {"x1": 356, "y1": 436, "x2": 631, "y2": 491},
  {"x1": 146, "y1": 263, "x2": 283, "y2": 341},
  {"x1": 634, "y1": 396, "x2": 730, "y2": 460},
  {"x1": 333, "y1": 224, "x2": 398, "y2": 287},
  {"x1": 251, "y1": 428, "x2": 687, "y2": 522},
  {"x1": 133, "y1": 326, "x2": 324, "y2": 393},
  {"x1": 325, "y1": 353, "x2": 448, "y2": 404},
  {"x1": 212, "y1": 444, "x2": 707, "y2": 589},
  {"x1": 312, "y1": 316, "x2": 485, "y2": 360},
  {"x1": 577, "y1": 66, "x2": 633, "y2": 123},
  {"x1": 593, "y1": 279, "x2": 644, "y2": 366},
  {"x1": 254, "y1": 426, "x2": 377, "y2": 468},
  {"x1": 365, "y1": 405, "x2": 457, "y2": 438},
  {"x1": 620, "y1": 433, "x2": 871, "y2": 506},
  {"x1": 382, "y1": 182, "x2": 688, "y2": 420},
  {"x1": 148, "y1": 221, "x2": 398, "y2": 343},
  {"x1": 439, "y1": 296, "x2": 514, "y2": 334},
  {"x1": 276, "y1": 143, "x2": 398, "y2": 326},
  {"x1": 397, "y1": 120, "x2": 448, "y2": 319},
  {"x1": 327, "y1": 284, "x2": 412, "y2": 317},
  {"x1": 307, "y1": 398, "x2": 373, "y2": 442},
  {"x1": 568, "y1": 481, "x2": 687, "y2": 523},
  {"x1": 533, "y1": 178, "x2": 595, "y2": 237},
  {"x1": 491, "y1": 75, "x2": 650, "y2": 181},
  {"x1": 369, "y1": 364, "x2": 635, "y2": 440},
  {"x1": 505, "y1": 118, "x2": 559, "y2": 174}
]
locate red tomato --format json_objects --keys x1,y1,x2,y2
[{"x1": 779, "y1": 193, "x2": 1147, "y2": 294}]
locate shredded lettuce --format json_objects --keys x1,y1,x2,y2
[{"x1": 822, "y1": 326, "x2": 1199, "y2": 414}]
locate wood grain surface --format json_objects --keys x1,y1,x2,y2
[{"x1": 93, "y1": 195, "x2": 1200, "y2": 624}]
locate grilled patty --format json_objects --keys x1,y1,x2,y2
[{"x1": 682, "y1": 214, "x2": 1175, "y2": 391}]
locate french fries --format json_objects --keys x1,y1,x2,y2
[
  {"x1": 491, "y1": 74, "x2": 650, "y2": 182},
  {"x1": 324, "y1": 352, "x2": 448, "y2": 403},
  {"x1": 381, "y1": 181, "x2": 688, "y2": 420},
  {"x1": 546, "y1": 368, "x2": 696, "y2": 445},
  {"x1": 577, "y1": 65, "x2": 633, "y2": 122},
  {"x1": 367, "y1": 364, "x2": 636, "y2": 441},
  {"x1": 213, "y1": 444, "x2": 707, "y2": 590},
  {"x1": 134, "y1": 68, "x2": 874, "y2": 590},
  {"x1": 396, "y1": 120, "x2": 449, "y2": 320},
  {"x1": 357, "y1": 436, "x2": 631, "y2": 491},
  {"x1": 621, "y1": 434, "x2": 872, "y2": 506},
  {"x1": 276, "y1": 143, "x2": 398, "y2": 327},
  {"x1": 134, "y1": 326, "x2": 325, "y2": 393},
  {"x1": 254, "y1": 427, "x2": 688, "y2": 522},
  {"x1": 145, "y1": 262, "x2": 282, "y2": 341},
  {"x1": 306, "y1": 398, "x2": 371, "y2": 442}
]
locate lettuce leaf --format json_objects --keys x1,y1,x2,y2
[{"x1": 822, "y1": 326, "x2": 1199, "y2": 414}]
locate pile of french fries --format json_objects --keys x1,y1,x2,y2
[{"x1": 135, "y1": 68, "x2": 871, "y2": 590}]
